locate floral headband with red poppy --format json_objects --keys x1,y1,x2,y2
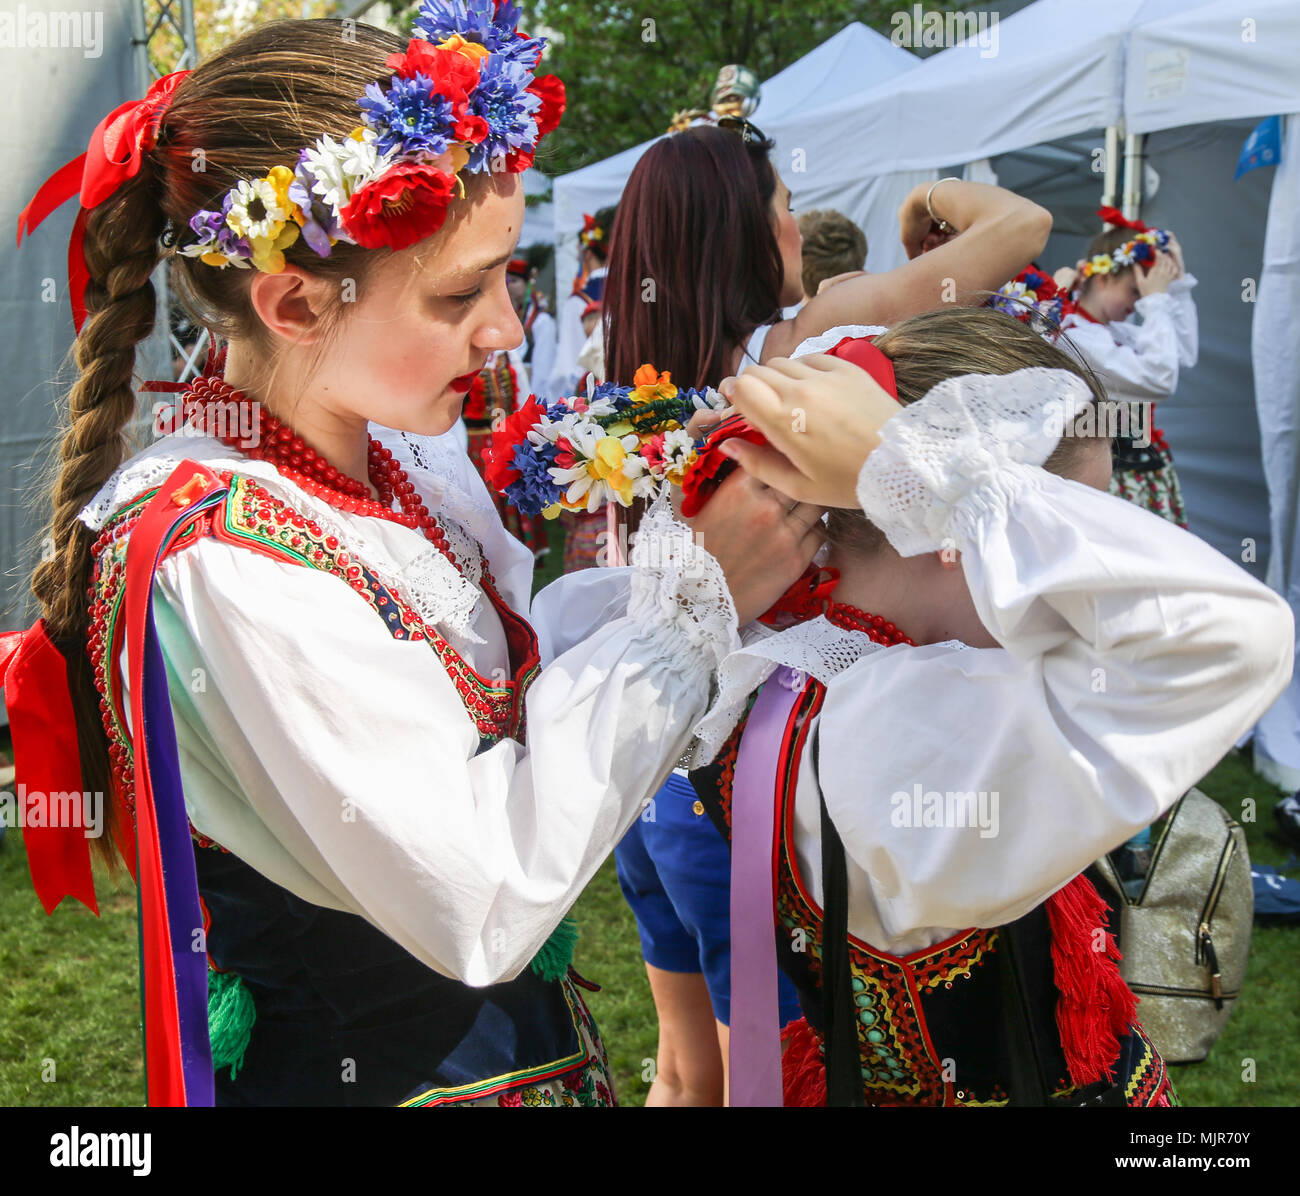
[
  {"x1": 16, "y1": 0, "x2": 564, "y2": 332},
  {"x1": 179, "y1": 0, "x2": 564, "y2": 271}
]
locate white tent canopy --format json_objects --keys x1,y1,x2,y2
[{"x1": 551, "y1": 21, "x2": 920, "y2": 293}]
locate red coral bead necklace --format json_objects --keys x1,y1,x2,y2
[{"x1": 181, "y1": 373, "x2": 491, "y2": 586}]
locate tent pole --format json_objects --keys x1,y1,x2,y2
[
  {"x1": 1122, "y1": 131, "x2": 1145, "y2": 222},
  {"x1": 1101, "y1": 124, "x2": 1121, "y2": 209}
]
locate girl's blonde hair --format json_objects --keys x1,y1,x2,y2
[{"x1": 827, "y1": 306, "x2": 1109, "y2": 557}]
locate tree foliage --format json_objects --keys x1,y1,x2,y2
[{"x1": 389, "y1": 0, "x2": 905, "y2": 174}]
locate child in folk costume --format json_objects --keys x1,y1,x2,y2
[
  {"x1": 686, "y1": 307, "x2": 1291, "y2": 1106},
  {"x1": 4, "y1": 9, "x2": 825, "y2": 1107},
  {"x1": 509, "y1": 256, "x2": 557, "y2": 403},
  {"x1": 549, "y1": 208, "x2": 615, "y2": 400},
  {"x1": 1054, "y1": 208, "x2": 1197, "y2": 527},
  {"x1": 463, "y1": 343, "x2": 547, "y2": 556},
  {"x1": 603, "y1": 126, "x2": 1056, "y2": 1107}
]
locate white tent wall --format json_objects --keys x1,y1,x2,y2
[
  {"x1": 551, "y1": 22, "x2": 920, "y2": 311},
  {"x1": 1250, "y1": 113, "x2": 1300, "y2": 790},
  {"x1": 1, "y1": 0, "x2": 172, "y2": 727}
]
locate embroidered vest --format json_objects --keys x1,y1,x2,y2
[{"x1": 691, "y1": 678, "x2": 1173, "y2": 1107}]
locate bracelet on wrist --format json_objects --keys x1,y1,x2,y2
[{"x1": 925, "y1": 176, "x2": 961, "y2": 234}]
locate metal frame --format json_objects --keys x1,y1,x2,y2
[{"x1": 132, "y1": 1, "x2": 206, "y2": 383}]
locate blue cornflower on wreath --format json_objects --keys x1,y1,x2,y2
[
  {"x1": 590, "y1": 381, "x2": 634, "y2": 412},
  {"x1": 463, "y1": 55, "x2": 542, "y2": 171},
  {"x1": 507, "y1": 439, "x2": 564, "y2": 515},
  {"x1": 359, "y1": 73, "x2": 459, "y2": 158},
  {"x1": 414, "y1": 0, "x2": 545, "y2": 69}
]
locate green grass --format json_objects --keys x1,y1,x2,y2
[
  {"x1": 3, "y1": 750, "x2": 1293, "y2": 1107},
  {"x1": 1, "y1": 513, "x2": 1295, "y2": 1106}
]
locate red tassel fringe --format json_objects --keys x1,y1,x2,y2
[
  {"x1": 781, "y1": 1018, "x2": 827, "y2": 1107},
  {"x1": 1045, "y1": 874, "x2": 1138, "y2": 1087}
]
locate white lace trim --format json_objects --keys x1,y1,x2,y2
[
  {"x1": 855, "y1": 367, "x2": 1092, "y2": 557},
  {"x1": 77, "y1": 428, "x2": 490, "y2": 642},
  {"x1": 688, "y1": 619, "x2": 971, "y2": 767},
  {"x1": 790, "y1": 324, "x2": 889, "y2": 358},
  {"x1": 627, "y1": 492, "x2": 740, "y2": 688}
]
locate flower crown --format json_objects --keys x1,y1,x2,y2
[
  {"x1": 578, "y1": 213, "x2": 605, "y2": 250},
  {"x1": 1079, "y1": 228, "x2": 1172, "y2": 281},
  {"x1": 177, "y1": 0, "x2": 564, "y2": 272},
  {"x1": 483, "y1": 366, "x2": 727, "y2": 515},
  {"x1": 988, "y1": 266, "x2": 1073, "y2": 333}
]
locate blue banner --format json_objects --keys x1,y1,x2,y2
[{"x1": 1235, "y1": 115, "x2": 1283, "y2": 180}]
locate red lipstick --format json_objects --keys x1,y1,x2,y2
[{"x1": 449, "y1": 372, "x2": 477, "y2": 394}]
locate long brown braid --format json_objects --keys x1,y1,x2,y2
[{"x1": 29, "y1": 19, "x2": 408, "y2": 864}]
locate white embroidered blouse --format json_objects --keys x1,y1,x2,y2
[{"x1": 81, "y1": 423, "x2": 739, "y2": 988}]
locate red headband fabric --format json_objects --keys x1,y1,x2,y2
[
  {"x1": 1096, "y1": 205, "x2": 1150, "y2": 234},
  {"x1": 678, "y1": 335, "x2": 898, "y2": 517}
]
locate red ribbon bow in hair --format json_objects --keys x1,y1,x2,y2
[
  {"x1": 678, "y1": 334, "x2": 898, "y2": 518},
  {"x1": 1096, "y1": 206, "x2": 1150, "y2": 234},
  {"x1": 16, "y1": 70, "x2": 191, "y2": 335}
]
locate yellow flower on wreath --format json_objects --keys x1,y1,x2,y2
[{"x1": 588, "y1": 436, "x2": 639, "y2": 505}]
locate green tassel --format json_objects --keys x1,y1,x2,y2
[
  {"x1": 529, "y1": 917, "x2": 578, "y2": 982},
  {"x1": 207, "y1": 968, "x2": 256, "y2": 1080}
]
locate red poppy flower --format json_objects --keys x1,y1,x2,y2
[
  {"x1": 385, "y1": 39, "x2": 481, "y2": 100},
  {"x1": 341, "y1": 163, "x2": 457, "y2": 251},
  {"x1": 530, "y1": 75, "x2": 566, "y2": 138},
  {"x1": 483, "y1": 395, "x2": 546, "y2": 492},
  {"x1": 678, "y1": 414, "x2": 768, "y2": 517}
]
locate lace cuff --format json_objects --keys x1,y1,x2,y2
[
  {"x1": 791, "y1": 323, "x2": 889, "y2": 359},
  {"x1": 627, "y1": 494, "x2": 740, "y2": 688},
  {"x1": 855, "y1": 367, "x2": 1093, "y2": 556}
]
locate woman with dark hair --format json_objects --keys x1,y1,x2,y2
[
  {"x1": 603, "y1": 124, "x2": 1054, "y2": 1106},
  {"x1": 605, "y1": 129, "x2": 1051, "y2": 388}
]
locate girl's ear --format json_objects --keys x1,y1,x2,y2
[{"x1": 247, "y1": 266, "x2": 333, "y2": 344}]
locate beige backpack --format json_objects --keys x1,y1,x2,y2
[{"x1": 1094, "y1": 788, "x2": 1253, "y2": 1063}]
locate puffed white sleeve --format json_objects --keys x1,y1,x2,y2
[
  {"x1": 1060, "y1": 298, "x2": 1183, "y2": 401},
  {"x1": 138, "y1": 502, "x2": 739, "y2": 988},
  {"x1": 811, "y1": 368, "x2": 1293, "y2": 943},
  {"x1": 1166, "y1": 273, "x2": 1199, "y2": 367}
]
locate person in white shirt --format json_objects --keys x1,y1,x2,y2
[
  {"x1": 703, "y1": 304, "x2": 1292, "y2": 1105},
  {"x1": 549, "y1": 206, "x2": 614, "y2": 399},
  {"x1": 1053, "y1": 212, "x2": 1198, "y2": 527}
]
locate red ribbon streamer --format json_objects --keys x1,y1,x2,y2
[{"x1": 0, "y1": 623, "x2": 97, "y2": 915}]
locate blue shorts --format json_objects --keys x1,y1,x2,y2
[{"x1": 614, "y1": 771, "x2": 802, "y2": 1027}]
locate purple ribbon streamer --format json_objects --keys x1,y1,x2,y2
[{"x1": 728, "y1": 665, "x2": 804, "y2": 1106}]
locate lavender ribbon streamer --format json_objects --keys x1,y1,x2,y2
[{"x1": 728, "y1": 664, "x2": 805, "y2": 1106}]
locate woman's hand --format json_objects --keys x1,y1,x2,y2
[
  {"x1": 1053, "y1": 263, "x2": 1081, "y2": 291},
  {"x1": 898, "y1": 181, "x2": 952, "y2": 259},
  {"x1": 1137, "y1": 252, "x2": 1178, "y2": 297},
  {"x1": 684, "y1": 469, "x2": 827, "y2": 626},
  {"x1": 716, "y1": 354, "x2": 901, "y2": 508},
  {"x1": 1164, "y1": 234, "x2": 1186, "y2": 278}
]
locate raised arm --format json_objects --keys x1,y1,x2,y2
[{"x1": 768, "y1": 181, "x2": 1051, "y2": 356}]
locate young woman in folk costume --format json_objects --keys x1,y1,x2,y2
[
  {"x1": 600, "y1": 122, "x2": 1055, "y2": 1105},
  {"x1": 993, "y1": 206, "x2": 1197, "y2": 528},
  {"x1": 3, "y1": 7, "x2": 825, "y2": 1107},
  {"x1": 684, "y1": 305, "x2": 1290, "y2": 1105}
]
